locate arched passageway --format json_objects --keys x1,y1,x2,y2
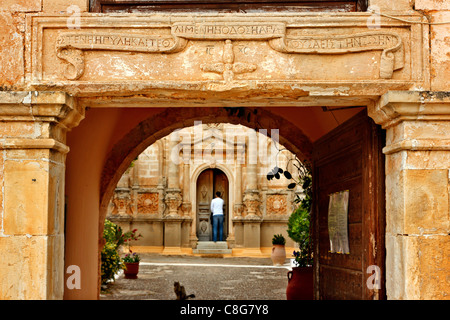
[{"x1": 64, "y1": 105, "x2": 372, "y2": 299}]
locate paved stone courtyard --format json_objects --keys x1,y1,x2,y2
[{"x1": 100, "y1": 253, "x2": 291, "y2": 300}]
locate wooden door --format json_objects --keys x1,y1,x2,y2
[
  {"x1": 196, "y1": 169, "x2": 229, "y2": 241},
  {"x1": 197, "y1": 169, "x2": 213, "y2": 241},
  {"x1": 213, "y1": 169, "x2": 228, "y2": 240},
  {"x1": 312, "y1": 109, "x2": 385, "y2": 300}
]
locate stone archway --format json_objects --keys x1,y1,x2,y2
[
  {"x1": 1, "y1": 1, "x2": 449, "y2": 301},
  {"x1": 98, "y1": 107, "x2": 313, "y2": 227},
  {"x1": 62, "y1": 106, "x2": 320, "y2": 299}
]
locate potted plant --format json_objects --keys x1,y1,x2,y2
[
  {"x1": 286, "y1": 205, "x2": 313, "y2": 300},
  {"x1": 267, "y1": 157, "x2": 313, "y2": 300},
  {"x1": 271, "y1": 234, "x2": 287, "y2": 266},
  {"x1": 121, "y1": 228, "x2": 143, "y2": 279},
  {"x1": 101, "y1": 220, "x2": 125, "y2": 286},
  {"x1": 123, "y1": 252, "x2": 141, "y2": 279}
]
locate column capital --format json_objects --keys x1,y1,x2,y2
[
  {"x1": 369, "y1": 91, "x2": 450, "y2": 155},
  {"x1": 243, "y1": 190, "x2": 261, "y2": 219},
  {"x1": 0, "y1": 91, "x2": 85, "y2": 130},
  {"x1": 164, "y1": 188, "x2": 182, "y2": 217},
  {"x1": 369, "y1": 91, "x2": 450, "y2": 128}
]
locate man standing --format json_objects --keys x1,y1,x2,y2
[{"x1": 210, "y1": 191, "x2": 224, "y2": 242}]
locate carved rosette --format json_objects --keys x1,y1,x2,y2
[
  {"x1": 266, "y1": 194, "x2": 288, "y2": 215},
  {"x1": 243, "y1": 191, "x2": 261, "y2": 219},
  {"x1": 137, "y1": 192, "x2": 159, "y2": 214},
  {"x1": 164, "y1": 189, "x2": 183, "y2": 216}
]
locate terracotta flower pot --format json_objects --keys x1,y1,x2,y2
[
  {"x1": 124, "y1": 262, "x2": 139, "y2": 279},
  {"x1": 286, "y1": 266, "x2": 313, "y2": 300},
  {"x1": 271, "y1": 244, "x2": 286, "y2": 266}
]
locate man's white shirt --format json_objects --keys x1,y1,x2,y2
[{"x1": 210, "y1": 197, "x2": 224, "y2": 215}]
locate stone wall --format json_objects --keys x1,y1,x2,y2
[{"x1": 0, "y1": 0, "x2": 448, "y2": 300}]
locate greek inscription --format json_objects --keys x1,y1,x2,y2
[
  {"x1": 285, "y1": 34, "x2": 398, "y2": 52},
  {"x1": 172, "y1": 23, "x2": 285, "y2": 39},
  {"x1": 56, "y1": 33, "x2": 175, "y2": 52},
  {"x1": 269, "y1": 31, "x2": 404, "y2": 79},
  {"x1": 55, "y1": 31, "x2": 188, "y2": 80}
]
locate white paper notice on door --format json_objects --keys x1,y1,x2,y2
[{"x1": 328, "y1": 190, "x2": 350, "y2": 254}]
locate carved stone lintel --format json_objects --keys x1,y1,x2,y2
[{"x1": 54, "y1": 22, "x2": 404, "y2": 81}]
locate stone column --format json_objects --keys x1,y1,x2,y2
[
  {"x1": 181, "y1": 152, "x2": 192, "y2": 216},
  {"x1": 163, "y1": 131, "x2": 183, "y2": 254},
  {"x1": 243, "y1": 131, "x2": 260, "y2": 218},
  {"x1": 368, "y1": 91, "x2": 450, "y2": 300},
  {"x1": 130, "y1": 158, "x2": 139, "y2": 215},
  {"x1": 242, "y1": 131, "x2": 262, "y2": 256},
  {"x1": 234, "y1": 151, "x2": 244, "y2": 217},
  {"x1": 0, "y1": 91, "x2": 84, "y2": 299},
  {"x1": 180, "y1": 152, "x2": 193, "y2": 249},
  {"x1": 165, "y1": 131, "x2": 182, "y2": 216}
]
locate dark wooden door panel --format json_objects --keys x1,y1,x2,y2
[
  {"x1": 196, "y1": 168, "x2": 213, "y2": 241},
  {"x1": 213, "y1": 169, "x2": 229, "y2": 239},
  {"x1": 319, "y1": 265, "x2": 363, "y2": 300},
  {"x1": 313, "y1": 109, "x2": 385, "y2": 300},
  {"x1": 316, "y1": 148, "x2": 362, "y2": 189}
]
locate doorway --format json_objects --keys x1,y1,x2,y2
[
  {"x1": 63, "y1": 106, "x2": 386, "y2": 299},
  {"x1": 196, "y1": 168, "x2": 229, "y2": 242}
]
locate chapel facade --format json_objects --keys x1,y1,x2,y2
[{"x1": 106, "y1": 123, "x2": 300, "y2": 255}]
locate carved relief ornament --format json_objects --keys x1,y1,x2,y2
[{"x1": 55, "y1": 21, "x2": 404, "y2": 81}]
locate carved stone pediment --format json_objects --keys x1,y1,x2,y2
[{"x1": 177, "y1": 124, "x2": 246, "y2": 164}]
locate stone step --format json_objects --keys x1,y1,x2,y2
[
  {"x1": 192, "y1": 249, "x2": 233, "y2": 254},
  {"x1": 195, "y1": 241, "x2": 229, "y2": 249},
  {"x1": 193, "y1": 241, "x2": 232, "y2": 255}
]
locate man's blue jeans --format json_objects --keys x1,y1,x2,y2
[{"x1": 212, "y1": 214, "x2": 224, "y2": 242}]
